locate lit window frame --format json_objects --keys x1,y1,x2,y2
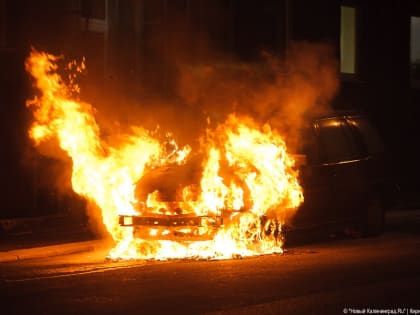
[
  {"x1": 0, "y1": 0, "x2": 7, "y2": 47},
  {"x1": 79, "y1": 0, "x2": 108, "y2": 33},
  {"x1": 340, "y1": 4, "x2": 358, "y2": 80},
  {"x1": 410, "y1": 15, "x2": 420, "y2": 88}
]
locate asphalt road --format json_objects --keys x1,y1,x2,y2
[{"x1": 1, "y1": 210, "x2": 420, "y2": 315}]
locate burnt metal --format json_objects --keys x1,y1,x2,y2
[{"x1": 119, "y1": 214, "x2": 223, "y2": 227}]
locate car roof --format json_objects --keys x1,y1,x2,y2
[{"x1": 313, "y1": 110, "x2": 367, "y2": 122}]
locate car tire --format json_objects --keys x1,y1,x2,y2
[{"x1": 362, "y1": 194, "x2": 385, "y2": 236}]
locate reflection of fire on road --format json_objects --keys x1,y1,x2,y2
[{"x1": 25, "y1": 49, "x2": 303, "y2": 260}]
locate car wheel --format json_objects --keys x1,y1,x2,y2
[{"x1": 362, "y1": 194, "x2": 385, "y2": 236}]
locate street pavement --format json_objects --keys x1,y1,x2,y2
[
  {"x1": 1, "y1": 208, "x2": 419, "y2": 264},
  {"x1": 0, "y1": 209, "x2": 419, "y2": 314},
  {"x1": 1, "y1": 222, "x2": 419, "y2": 315}
]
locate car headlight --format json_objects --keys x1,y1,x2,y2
[{"x1": 123, "y1": 216, "x2": 133, "y2": 226}]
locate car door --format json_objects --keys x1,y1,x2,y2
[
  {"x1": 346, "y1": 115, "x2": 387, "y2": 184},
  {"x1": 316, "y1": 117, "x2": 368, "y2": 224}
]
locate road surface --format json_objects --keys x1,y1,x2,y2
[{"x1": 0, "y1": 210, "x2": 420, "y2": 314}]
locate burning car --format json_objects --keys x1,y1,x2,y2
[
  {"x1": 121, "y1": 153, "x2": 285, "y2": 242},
  {"x1": 113, "y1": 113, "x2": 305, "y2": 258},
  {"x1": 119, "y1": 111, "x2": 392, "y2": 246}
]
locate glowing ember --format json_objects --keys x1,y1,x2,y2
[{"x1": 25, "y1": 49, "x2": 303, "y2": 260}]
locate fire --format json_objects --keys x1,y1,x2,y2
[{"x1": 25, "y1": 49, "x2": 303, "y2": 260}]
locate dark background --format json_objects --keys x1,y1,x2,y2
[{"x1": 1, "y1": 0, "x2": 419, "y2": 218}]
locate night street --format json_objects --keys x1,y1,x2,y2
[
  {"x1": 2, "y1": 1, "x2": 420, "y2": 314},
  {"x1": 1, "y1": 210, "x2": 420, "y2": 315}
]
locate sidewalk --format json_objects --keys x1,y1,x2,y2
[
  {"x1": 0, "y1": 239, "x2": 104, "y2": 263},
  {"x1": 0, "y1": 212, "x2": 104, "y2": 263}
]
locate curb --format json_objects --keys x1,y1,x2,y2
[{"x1": 0, "y1": 240, "x2": 104, "y2": 263}]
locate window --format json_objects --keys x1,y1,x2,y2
[
  {"x1": 318, "y1": 119, "x2": 358, "y2": 163},
  {"x1": 340, "y1": 6, "x2": 356, "y2": 75},
  {"x1": 0, "y1": 0, "x2": 6, "y2": 47},
  {"x1": 410, "y1": 16, "x2": 420, "y2": 82},
  {"x1": 348, "y1": 117, "x2": 384, "y2": 155},
  {"x1": 80, "y1": 0, "x2": 107, "y2": 32}
]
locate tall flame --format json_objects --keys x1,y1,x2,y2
[{"x1": 25, "y1": 49, "x2": 303, "y2": 260}]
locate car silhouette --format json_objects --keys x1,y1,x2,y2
[{"x1": 119, "y1": 111, "x2": 395, "y2": 241}]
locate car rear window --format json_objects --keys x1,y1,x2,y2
[
  {"x1": 317, "y1": 118, "x2": 360, "y2": 163},
  {"x1": 347, "y1": 117, "x2": 384, "y2": 155}
]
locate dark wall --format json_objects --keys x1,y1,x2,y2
[
  {"x1": 0, "y1": 0, "x2": 85, "y2": 218},
  {"x1": 232, "y1": 0, "x2": 287, "y2": 60},
  {"x1": 289, "y1": 0, "x2": 420, "y2": 192},
  {"x1": 340, "y1": 0, "x2": 419, "y2": 190},
  {"x1": 291, "y1": 0, "x2": 340, "y2": 44},
  {"x1": 2, "y1": 0, "x2": 420, "y2": 218}
]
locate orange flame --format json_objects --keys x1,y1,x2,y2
[{"x1": 25, "y1": 49, "x2": 303, "y2": 260}]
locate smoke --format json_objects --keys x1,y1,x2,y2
[
  {"x1": 175, "y1": 42, "x2": 339, "y2": 151},
  {"x1": 26, "y1": 40, "x2": 339, "y2": 189},
  {"x1": 81, "y1": 44, "x2": 338, "y2": 155},
  {"x1": 24, "y1": 10, "x2": 339, "y2": 236},
  {"x1": 66, "y1": 4, "x2": 340, "y2": 153}
]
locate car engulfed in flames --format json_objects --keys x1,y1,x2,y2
[
  {"x1": 119, "y1": 147, "x2": 290, "y2": 246},
  {"x1": 25, "y1": 49, "x2": 304, "y2": 260}
]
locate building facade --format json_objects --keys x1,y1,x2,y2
[{"x1": 1, "y1": 0, "x2": 419, "y2": 216}]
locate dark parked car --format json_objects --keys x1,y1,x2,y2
[
  {"x1": 289, "y1": 111, "x2": 394, "y2": 236},
  {"x1": 119, "y1": 111, "x2": 394, "y2": 240}
]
